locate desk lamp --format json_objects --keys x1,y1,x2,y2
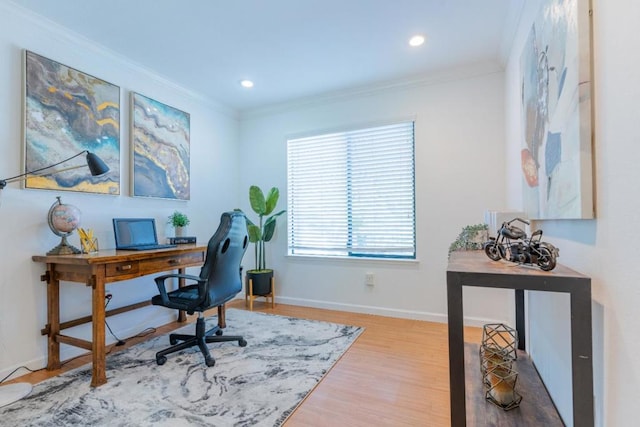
[
  {"x1": 0, "y1": 150, "x2": 108, "y2": 407},
  {"x1": 0, "y1": 150, "x2": 110, "y2": 190}
]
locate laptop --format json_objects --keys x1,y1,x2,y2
[{"x1": 112, "y1": 218, "x2": 177, "y2": 251}]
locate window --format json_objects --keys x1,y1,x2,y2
[{"x1": 287, "y1": 121, "x2": 416, "y2": 259}]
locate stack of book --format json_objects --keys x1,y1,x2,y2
[{"x1": 168, "y1": 236, "x2": 197, "y2": 245}]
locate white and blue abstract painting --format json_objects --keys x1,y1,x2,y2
[
  {"x1": 520, "y1": 0, "x2": 594, "y2": 219},
  {"x1": 132, "y1": 93, "x2": 190, "y2": 200}
]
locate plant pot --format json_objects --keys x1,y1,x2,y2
[
  {"x1": 175, "y1": 226, "x2": 185, "y2": 237},
  {"x1": 246, "y1": 269, "x2": 273, "y2": 296}
]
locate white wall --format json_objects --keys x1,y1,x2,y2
[
  {"x1": 0, "y1": 3, "x2": 241, "y2": 379},
  {"x1": 239, "y1": 66, "x2": 513, "y2": 325},
  {"x1": 7, "y1": 3, "x2": 632, "y2": 424},
  {"x1": 504, "y1": 0, "x2": 640, "y2": 425}
]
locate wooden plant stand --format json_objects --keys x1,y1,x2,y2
[{"x1": 245, "y1": 276, "x2": 275, "y2": 311}]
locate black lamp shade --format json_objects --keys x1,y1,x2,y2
[{"x1": 86, "y1": 152, "x2": 110, "y2": 177}]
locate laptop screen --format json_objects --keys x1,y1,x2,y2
[{"x1": 113, "y1": 218, "x2": 159, "y2": 248}]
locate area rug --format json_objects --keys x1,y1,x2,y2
[{"x1": 0, "y1": 309, "x2": 363, "y2": 426}]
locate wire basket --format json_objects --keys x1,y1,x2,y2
[{"x1": 479, "y1": 323, "x2": 522, "y2": 410}]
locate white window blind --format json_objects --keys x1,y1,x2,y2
[{"x1": 287, "y1": 121, "x2": 416, "y2": 259}]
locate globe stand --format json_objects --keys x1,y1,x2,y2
[
  {"x1": 47, "y1": 235, "x2": 81, "y2": 255},
  {"x1": 47, "y1": 196, "x2": 81, "y2": 255}
]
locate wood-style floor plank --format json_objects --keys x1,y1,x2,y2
[{"x1": 7, "y1": 300, "x2": 487, "y2": 426}]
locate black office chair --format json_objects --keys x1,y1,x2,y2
[{"x1": 151, "y1": 211, "x2": 249, "y2": 367}]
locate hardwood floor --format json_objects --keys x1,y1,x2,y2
[{"x1": 7, "y1": 300, "x2": 482, "y2": 426}]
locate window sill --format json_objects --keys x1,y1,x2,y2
[{"x1": 285, "y1": 254, "x2": 420, "y2": 265}]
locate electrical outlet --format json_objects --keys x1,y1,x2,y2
[{"x1": 365, "y1": 273, "x2": 375, "y2": 287}]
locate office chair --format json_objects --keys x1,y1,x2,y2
[{"x1": 151, "y1": 211, "x2": 249, "y2": 367}]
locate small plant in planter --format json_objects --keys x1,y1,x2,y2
[
  {"x1": 449, "y1": 223, "x2": 489, "y2": 255},
  {"x1": 242, "y1": 185, "x2": 286, "y2": 297},
  {"x1": 168, "y1": 211, "x2": 190, "y2": 237}
]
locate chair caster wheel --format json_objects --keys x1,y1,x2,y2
[
  {"x1": 239, "y1": 339, "x2": 247, "y2": 347},
  {"x1": 215, "y1": 329, "x2": 223, "y2": 336},
  {"x1": 156, "y1": 356, "x2": 167, "y2": 366},
  {"x1": 205, "y1": 358, "x2": 216, "y2": 367}
]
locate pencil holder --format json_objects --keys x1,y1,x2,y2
[{"x1": 81, "y1": 237, "x2": 99, "y2": 253}]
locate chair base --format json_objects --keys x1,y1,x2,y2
[{"x1": 156, "y1": 315, "x2": 246, "y2": 367}]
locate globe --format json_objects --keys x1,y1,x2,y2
[{"x1": 47, "y1": 196, "x2": 82, "y2": 255}]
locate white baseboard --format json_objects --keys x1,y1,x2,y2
[{"x1": 272, "y1": 296, "x2": 508, "y2": 327}]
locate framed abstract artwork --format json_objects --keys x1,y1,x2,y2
[
  {"x1": 520, "y1": 0, "x2": 594, "y2": 219},
  {"x1": 131, "y1": 92, "x2": 190, "y2": 200},
  {"x1": 24, "y1": 50, "x2": 120, "y2": 194}
]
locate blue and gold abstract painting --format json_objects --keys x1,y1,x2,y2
[
  {"x1": 132, "y1": 93, "x2": 190, "y2": 200},
  {"x1": 24, "y1": 51, "x2": 120, "y2": 194}
]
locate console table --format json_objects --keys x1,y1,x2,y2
[
  {"x1": 447, "y1": 251, "x2": 593, "y2": 427},
  {"x1": 33, "y1": 245, "x2": 207, "y2": 387}
]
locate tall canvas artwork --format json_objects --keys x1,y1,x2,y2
[
  {"x1": 131, "y1": 93, "x2": 190, "y2": 200},
  {"x1": 24, "y1": 51, "x2": 120, "y2": 194},
  {"x1": 520, "y1": 0, "x2": 594, "y2": 219}
]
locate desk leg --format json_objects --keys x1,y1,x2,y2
[
  {"x1": 177, "y1": 267, "x2": 187, "y2": 322},
  {"x1": 91, "y1": 275, "x2": 107, "y2": 387},
  {"x1": 45, "y1": 265, "x2": 61, "y2": 370},
  {"x1": 571, "y1": 285, "x2": 594, "y2": 426},
  {"x1": 218, "y1": 305, "x2": 226, "y2": 329},
  {"x1": 447, "y1": 272, "x2": 466, "y2": 427}
]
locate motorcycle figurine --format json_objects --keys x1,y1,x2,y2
[{"x1": 483, "y1": 218, "x2": 559, "y2": 271}]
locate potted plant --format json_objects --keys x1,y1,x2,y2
[
  {"x1": 168, "y1": 211, "x2": 190, "y2": 237},
  {"x1": 243, "y1": 185, "x2": 286, "y2": 296},
  {"x1": 448, "y1": 223, "x2": 489, "y2": 256}
]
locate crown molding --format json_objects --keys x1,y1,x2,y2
[
  {"x1": 2, "y1": 1, "x2": 239, "y2": 120},
  {"x1": 239, "y1": 60, "x2": 504, "y2": 120},
  {"x1": 498, "y1": 0, "x2": 527, "y2": 66}
]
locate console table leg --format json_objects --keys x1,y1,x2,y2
[
  {"x1": 571, "y1": 285, "x2": 594, "y2": 426},
  {"x1": 515, "y1": 289, "x2": 526, "y2": 350},
  {"x1": 447, "y1": 272, "x2": 466, "y2": 427}
]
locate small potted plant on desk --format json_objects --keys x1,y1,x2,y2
[
  {"x1": 241, "y1": 185, "x2": 285, "y2": 310},
  {"x1": 168, "y1": 211, "x2": 190, "y2": 237}
]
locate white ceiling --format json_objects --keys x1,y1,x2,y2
[{"x1": 11, "y1": 0, "x2": 522, "y2": 112}]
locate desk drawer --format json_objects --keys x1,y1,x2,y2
[
  {"x1": 139, "y1": 252, "x2": 204, "y2": 275},
  {"x1": 106, "y1": 261, "x2": 140, "y2": 277}
]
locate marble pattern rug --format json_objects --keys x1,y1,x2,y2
[{"x1": 0, "y1": 309, "x2": 363, "y2": 426}]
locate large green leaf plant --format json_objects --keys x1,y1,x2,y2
[{"x1": 245, "y1": 185, "x2": 286, "y2": 272}]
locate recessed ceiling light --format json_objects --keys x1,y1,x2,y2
[
  {"x1": 409, "y1": 35, "x2": 425, "y2": 47},
  {"x1": 240, "y1": 80, "x2": 254, "y2": 88}
]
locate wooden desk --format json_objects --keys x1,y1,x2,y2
[
  {"x1": 447, "y1": 250, "x2": 593, "y2": 427},
  {"x1": 33, "y1": 245, "x2": 207, "y2": 387}
]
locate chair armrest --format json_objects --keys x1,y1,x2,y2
[
  {"x1": 154, "y1": 273, "x2": 203, "y2": 305},
  {"x1": 155, "y1": 273, "x2": 202, "y2": 283}
]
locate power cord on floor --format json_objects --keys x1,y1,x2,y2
[
  {"x1": 0, "y1": 366, "x2": 40, "y2": 385},
  {"x1": 104, "y1": 294, "x2": 158, "y2": 343},
  {"x1": 104, "y1": 293, "x2": 126, "y2": 346},
  {"x1": 60, "y1": 326, "x2": 157, "y2": 367},
  {"x1": 2, "y1": 304, "x2": 161, "y2": 374}
]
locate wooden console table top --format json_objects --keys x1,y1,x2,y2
[{"x1": 447, "y1": 250, "x2": 587, "y2": 279}]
